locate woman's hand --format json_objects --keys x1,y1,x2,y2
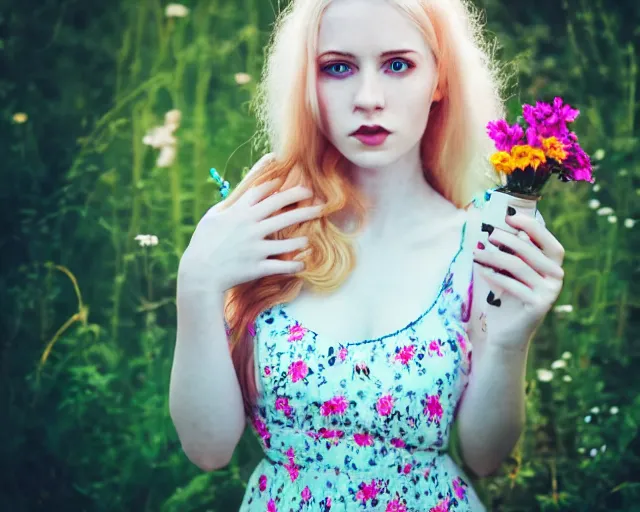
[{"x1": 472, "y1": 212, "x2": 565, "y2": 351}]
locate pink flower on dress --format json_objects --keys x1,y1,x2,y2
[
  {"x1": 402, "y1": 463, "x2": 412, "y2": 474},
  {"x1": 429, "y1": 497, "x2": 450, "y2": 512},
  {"x1": 386, "y1": 500, "x2": 408, "y2": 512},
  {"x1": 428, "y1": 340, "x2": 444, "y2": 357},
  {"x1": 376, "y1": 394, "x2": 394, "y2": 416},
  {"x1": 338, "y1": 346, "x2": 348, "y2": 361},
  {"x1": 356, "y1": 479, "x2": 380, "y2": 503},
  {"x1": 320, "y1": 395, "x2": 349, "y2": 416},
  {"x1": 395, "y1": 344, "x2": 416, "y2": 365},
  {"x1": 267, "y1": 498, "x2": 277, "y2": 512},
  {"x1": 319, "y1": 428, "x2": 344, "y2": 445},
  {"x1": 284, "y1": 447, "x2": 299, "y2": 482},
  {"x1": 453, "y1": 477, "x2": 467, "y2": 500},
  {"x1": 354, "y1": 432, "x2": 374, "y2": 447},
  {"x1": 390, "y1": 437, "x2": 406, "y2": 448},
  {"x1": 275, "y1": 397, "x2": 293, "y2": 417},
  {"x1": 424, "y1": 394, "x2": 444, "y2": 421},
  {"x1": 457, "y1": 331, "x2": 468, "y2": 355},
  {"x1": 258, "y1": 474, "x2": 267, "y2": 492},
  {"x1": 288, "y1": 360, "x2": 309, "y2": 382},
  {"x1": 264, "y1": 366, "x2": 271, "y2": 376},
  {"x1": 252, "y1": 415, "x2": 271, "y2": 446},
  {"x1": 301, "y1": 486, "x2": 312, "y2": 502},
  {"x1": 287, "y1": 322, "x2": 308, "y2": 342}
]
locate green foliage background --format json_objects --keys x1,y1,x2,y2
[{"x1": 1, "y1": 0, "x2": 638, "y2": 510}]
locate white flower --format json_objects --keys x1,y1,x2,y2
[
  {"x1": 578, "y1": 447, "x2": 586, "y2": 454},
  {"x1": 156, "y1": 145, "x2": 177, "y2": 167},
  {"x1": 584, "y1": 415, "x2": 592, "y2": 423},
  {"x1": 588, "y1": 199, "x2": 601, "y2": 209},
  {"x1": 608, "y1": 215, "x2": 618, "y2": 224},
  {"x1": 135, "y1": 234, "x2": 159, "y2": 247},
  {"x1": 593, "y1": 149, "x2": 605, "y2": 161},
  {"x1": 562, "y1": 351, "x2": 572, "y2": 360},
  {"x1": 563, "y1": 375, "x2": 572, "y2": 382},
  {"x1": 597, "y1": 207, "x2": 614, "y2": 216},
  {"x1": 593, "y1": 184, "x2": 601, "y2": 192},
  {"x1": 554, "y1": 304, "x2": 573, "y2": 314},
  {"x1": 12, "y1": 112, "x2": 28, "y2": 123},
  {"x1": 165, "y1": 3, "x2": 189, "y2": 18},
  {"x1": 536, "y1": 369, "x2": 554, "y2": 382},
  {"x1": 143, "y1": 109, "x2": 182, "y2": 167},
  {"x1": 601, "y1": 444, "x2": 607, "y2": 453},
  {"x1": 590, "y1": 448, "x2": 598, "y2": 457},
  {"x1": 624, "y1": 218, "x2": 636, "y2": 229},
  {"x1": 590, "y1": 406, "x2": 600, "y2": 414},
  {"x1": 610, "y1": 406, "x2": 619, "y2": 415},
  {"x1": 551, "y1": 359, "x2": 567, "y2": 370},
  {"x1": 234, "y1": 72, "x2": 252, "y2": 85}
]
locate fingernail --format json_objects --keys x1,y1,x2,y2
[
  {"x1": 507, "y1": 207, "x2": 516, "y2": 216},
  {"x1": 481, "y1": 223, "x2": 494, "y2": 235},
  {"x1": 476, "y1": 242, "x2": 485, "y2": 250}
]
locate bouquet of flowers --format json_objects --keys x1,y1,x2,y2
[{"x1": 487, "y1": 97, "x2": 595, "y2": 199}]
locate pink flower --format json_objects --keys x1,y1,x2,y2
[
  {"x1": 453, "y1": 477, "x2": 467, "y2": 500},
  {"x1": 386, "y1": 499, "x2": 408, "y2": 512},
  {"x1": 264, "y1": 366, "x2": 272, "y2": 376},
  {"x1": 428, "y1": 340, "x2": 443, "y2": 357},
  {"x1": 395, "y1": 345, "x2": 416, "y2": 365},
  {"x1": 258, "y1": 474, "x2": 267, "y2": 492},
  {"x1": 319, "y1": 428, "x2": 344, "y2": 445},
  {"x1": 252, "y1": 415, "x2": 271, "y2": 445},
  {"x1": 402, "y1": 463, "x2": 412, "y2": 474},
  {"x1": 285, "y1": 447, "x2": 295, "y2": 461},
  {"x1": 285, "y1": 461, "x2": 299, "y2": 482},
  {"x1": 288, "y1": 360, "x2": 309, "y2": 383},
  {"x1": 320, "y1": 395, "x2": 349, "y2": 416},
  {"x1": 267, "y1": 498, "x2": 277, "y2": 512},
  {"x1": 376, "y1": 394, "x2": 394, "y2": 416},
  {"x1": 390, "y1": 437, "x2": 406, "y2": 448},
  {"x1": 287, "y1": 322, "x2": 308, "y2": 342},
  {"x1": 301, "y1": 486, "x2": 312, "y2": 502},
  {"x1": 275, "y1": 397, "x2": 293, "y2": 417},
  {"x1": 338, "y1": 346, "x2": 348, "y2": 361},
  {"x1": 424, "y1": 394, "x2": 444, "y2": 421},
  {"x1": 354, "y1": 432, "x2": 374, "y2": 447},
  {"x1": 429, "y1": 497, "x2": 450, "y2": 512},
  {"x1": 355, "y1": 479, "x2": 380, "y2": 503},
  {"x1": 486, "y1": 119, "x2": 524, "y2": 152},
  {"x1": 456, "y1": 332, "x2": 468, "y2": 355}
]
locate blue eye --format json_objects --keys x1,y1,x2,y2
[
  {"x1": 388, "y1": 59, "x2": 410, "y2": 73},
  {"x1": 323, "y1": 63, "x2": 351, "y2": 76}
]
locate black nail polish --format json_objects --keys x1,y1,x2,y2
[
  {"x1": 481, "y1": 223, "x2": 494, "y2": 235},
  {"x1": 507, "y1": 206, "x2": 516, "y2": 216},
  {"x1": 487, "y1": 291, "x2": 502, "y2": 307}
]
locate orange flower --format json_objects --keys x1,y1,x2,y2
[
  {"x1": 510, "y1": 145, "x2": 547, "y2": 170},
  {"x1": 541, "y1": 136, "x2": 568, "y2": 162},
  {"x1": 489, "y1": 151, "x2": 515, "y2": 175}
]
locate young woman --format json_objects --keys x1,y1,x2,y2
[{"x1": 169, "y1": 0, "x2": 566, "y2": 510}]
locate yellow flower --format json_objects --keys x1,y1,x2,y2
[
  {"x1": 12, "y1": 112, "x2": 28, "y2": 123},
  {"x1": 541, "y1": 136, "x2": 568, "y2": 162},
  {"x1": 489, "y1": 151, "x2": 515, "y2": 174},
  {"x1": 510, "y1": 145, "x2": 547, "y2": 170}
]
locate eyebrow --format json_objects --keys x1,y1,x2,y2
[{"x1": 318, "y1": 49, "x2": 419, "y2": 58}]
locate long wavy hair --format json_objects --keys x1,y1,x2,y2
[{"x1": 218, "y1": 0, "x2": 506, "y2": 415}]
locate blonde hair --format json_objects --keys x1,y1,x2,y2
[{"x1": 219, "y1": 0, "x2": 505, "y2": 414}]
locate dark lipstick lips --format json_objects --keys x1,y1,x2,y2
[{"x1": 351, "y1": 125, "x2": 390, "y2": 136}]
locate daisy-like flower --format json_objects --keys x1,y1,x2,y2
[
  {"x1": 165, "y1": 3, "x2": 189, "y2": 17},
  {"x1": 135, "y1": 234, "x2": 159, "y2": 247},
  {"x1": 536, "y1": 369, "x2": 553, "y2": 382}
]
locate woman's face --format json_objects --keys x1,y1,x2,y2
[{"x1": 316, "y1": 0, "x2": 441, "y2": 169}]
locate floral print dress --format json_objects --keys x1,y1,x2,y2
[{"x1": 239, "y1": 203, "x2": 488, "y2": 512}]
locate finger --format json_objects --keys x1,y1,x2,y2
[
  {"x1": 478, "y1": 266, "x2": 536, "y2": 304},
  {"x1": 241, "y1": 178, "x2": 284, "y2": 207},
  {"x1": 505, "y1": 214, "x2": 565, "y2": 265},
  {"x1": 256, "y1": 204, "x2": 325, "y2": 237},
  {"x1": 252, "y1": 185, "x2": 314, "y2": 220},
  {"x1": 474, "y1": 247, "x2": 542, "y2": 289},
  {"x1": 488, "y1": 229, "x2": 563, "y2": 279},
  {"x1": 258, "y1": 236, "x2": 309, "y2": 257},
  {"x1": 257, "y1": 258, "x2": 305, "y2": 278}
]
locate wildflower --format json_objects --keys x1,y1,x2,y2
[
  {"x1": 590, "y1": 406, "x2": 600, "y2": 414},
  {"x1": 624, "y1": 218, "x2": 635, "y2": 228},
  {"x1": 578, "y1": 447, "x2": 585, "y2": 454},
  {"x1": 143, "y1": 109, "x2": 182, "y2": 167},
  {"x1": 590, "y1": 448, "x2": 598, "y2": 457},
  {"x1": 596, "y1": 207, "x2": 614, "y2": 216},
  {"x1": 610, "y1": 406, "x2": 619, "y2": 415},
  {"x1": 593, "y1": 149, "x2": 605, "y2": 161},
  {"x1": 541, "y1": 136, "x2": 568, "y2": 161},
  {"x1": 563, "y1": 375, "x2": 572, "y2": 382},
  {"x1": 601, "y1": 444, "x2": 607, "y2": 453},
  {"x1": 562, "y1": 351, "x2": 572, "y2": 359},
  {"x1": 135, "y1": 234, "x2": 159, "y2": 247},
  {"x1": 489, "y1": 151, "x2": 515, "y2": 174},
  {"x1": 12, "y1": 112, "x2": 28, "y2": 123},
  {"x1": 551, "y1": 359, "x2": 567, "y2": 370},
  {"x1": 588, "y1": 199, "x2": 601, "y2": 209},
  {"x1": 593, "y1": 184, "x2": 601, "y2": 192},
  {"x1": 584, "y1": 415, "x2": 592, "y2": 423},
  {"x1": 165, "y1": 3, "x2": 189, "y2": 17},
  {"x1": 608, "y1": 215, "x2": 618, "y2": 224},
  {"x1": 536, "y1": 369, "x2": 553, "y2": 382},
  {"x1": 554, "y1": 304, "x2": 573, "y2": 314},
  {"x1": 234, "y1": 72, "x2": 252, "y2": 85}
]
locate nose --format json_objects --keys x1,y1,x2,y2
[{"x1": 353, "y1": 68, "x2": 385, "y2": 113}]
